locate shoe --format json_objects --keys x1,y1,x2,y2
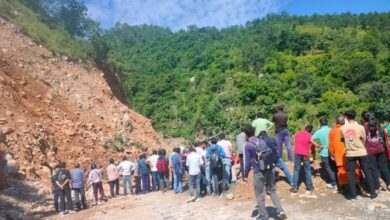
[
  {"x1": 59, "y1": 212, "x2": 65, "y2": 216},
  {"x1": 278, "y1": 211, "x2": 287, "y2": 220},
  {"x1": 256, "y1": 214, "x2": 269, "y2": 220},
  {"x1": 371, "y1": 193, "x2": 378, "y2": 200},
  {"x1": 289, "y1": 188, "x2": 298, "y2": 193},
  {"x1": 326, "y1": 184, "x2": 336, "y2": 189},
  {"x1": 68, "y1": 210, "x2": 76, "y2": 214}
]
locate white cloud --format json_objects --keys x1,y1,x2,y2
[{"x1": 85, "y1": 0, "x2": 286, "y2": 31}]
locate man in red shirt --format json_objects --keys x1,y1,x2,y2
[{"x1": 291, "y1": 125, "x2": 318, "y2": 193}]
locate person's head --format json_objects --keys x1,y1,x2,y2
[
  {"x1": 189, "y1": 147, "x2": 196, "y2": 153},
  {"x1": 109, "y1": 158, "x2": 115, "y2": 164},
  {"x1": 242, "y1": 126, "x2": 255, "y2": 139},
  {"x1": 319, "y1": 118, "x2": 328, "y2": 126},
  {"x1": 60, "y1": 161, "x2": 66, "y2": 169},
  {"x1": 140, "y1": 153, "x2": 146, "y2": 159},
  {"x1": 122, "y1": 156, "x2": 128, "y2": 161},
  {"x1": 74, "y1": 163, "x2": 80, "y2": 168},
  {"x1": 219, "y1": 133, "x2": 226, "y2": 140},
  {"x1": 211, "y1": 138, "x2": 217, "y2": 145},
  {"x1": 159, "y1": 148, "x2": 166, "y2": 156},
  {"x1": 91, "y1": 164, "x2": 97, "y2": 170},
  {"x1": 54, "y1": 164, "x2": 61, "y2": 173},
  {"x1": 173, "y1": 147, "x2": 180, "y2": 153},
  {"x1": 276, "y1": 105, "x2": 284, "y2": 112},
  {"x1": 336, "y1": 115, "x2": 345, "y2": 125},
  {"x1": 361, "y1": 111, "x2": 371, "y2": 124},
  {"x1": 344, "y1": 110, "x2": 356, "y2": 121},
  {"x1": 259, "y1": 130, "x2": 268, "y2": 137},
  {"x1": 200, "y1": 141, "x2": 208, "y2": 149},
  {"x1": 256, "y1": 112, "x2": 262, "y2": 118},
  {"x1": 305, "y1": 125, "x2": 313, "y2": 133},
  {"x1": 152, "y1": 150, "x2": 157, "y2": 155}
]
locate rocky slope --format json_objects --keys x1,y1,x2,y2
[{"x1": 0, "y1": 16, "x2": 165, "y2": 187}]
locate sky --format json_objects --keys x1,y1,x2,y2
[{"x1": 84, "y1": 0, "x2": 390, "y2": 31}]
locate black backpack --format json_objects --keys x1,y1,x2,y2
[
  {"x1": 209, "y1": 145, "x2": 222, "y2": 171},
  {"x1": 252, "y1": 138, "x2": 274, "y2": 170}
]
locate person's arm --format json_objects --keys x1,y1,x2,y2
[
  {"x1": 243, "y1": 144, "x2": 251, "y2": 178},
  {"x1": 186, "y1": 156, "x2": 190, "y2": 167},
  {"x1": 328, "y1": 132, "x2": 335, "y2": 160},
  {"x1": 219, "y1": 147, "x2": 226, "y2": 158},
  {"x1": 311, "y1": 132, "x2": 322, "y2": 148},
  {"x1": 266, "y1": 119, "x2": 274, "y2": 130},
  {"x1": 360, "y1": 126, "x2": 367, "y2": 143}
]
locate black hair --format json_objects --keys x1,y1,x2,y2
[
  {"x1": 319, "y1": 118, "x2": 328, "y2": 126},
  {"x1": 243, "y1": 126, "x2": 255, "y2": 137},
  {"x1": 344, "y1": 110, "x2": 356, "y2": 120},
  {"x1": 219, "y1": 133, "x2": 226, "y2": 140},
  {"x1": 122, "y1": 156, "x2": 128, "y2": 161},
  {"x1": 91, "y1": 164, "x2": 97, "y2": 170},
  {"x1": 211, "y1": 138, "x2": 217, "y2": 144},
  {"x1": 140, "y1": 153, "x2": 146, "y2": 159},
  {"x1": 61, "y1": 161, "x2": 66, "y2": 168},
  {"x1": 363, "y1": 112, "x2": 379, "y2": 138},
  {"x1": 256, "y1": 112, "x2": 262, "y2": 118},
  {"x1": 201, "y1": 141, "x2": 209, "y2": 146},
  {"x1": 173, "y1": 147, "x2": 180, "y2": 153},
  {"x1": 74, "y1": 163, "x2": 80, "y2": 168},
  {"x1": 152, "y1": 150, "x2": 158, "y2": 155},
  {"x1": 276, "y1": 105, "x2": 284, "y2": 111},
  {"x1": 159, "y1": 148, "x2": 166, "y2": 156},
  {"x1": 109, "y1": 159, "x2": 115, "y2": 164},
  {"x1": 305, "y1": 125, "x2": 313, "y2": 133},
  {"x1": 259, "y1": 130, "x2": 267, "y2": 136}
]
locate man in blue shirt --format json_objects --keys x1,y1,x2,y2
[
  {"x1": 70, "y1": 163, "x2": 87, "y2": 210},
  {"x1": 243, "y1": 126, "x2": 286, "y2": 220},
  {"x1": 205, "y1": 138, "x2": 226, "y2": 196},
  {"x1": 312, "y1": 118, "x2": 336, "y2": 189}
]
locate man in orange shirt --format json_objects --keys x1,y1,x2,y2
[{"x1": 329, "y1": 115, "x2": 360, "y2": 189}]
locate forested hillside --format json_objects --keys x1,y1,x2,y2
[
  {"x1": 2, "y1": 0, "x2": 390, "y2": 139},
  {"x1": 105, "y1": 13, "x2": 390, "y2": 138}
]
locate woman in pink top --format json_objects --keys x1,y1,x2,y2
[{"x1": 291, "y1": 125, "x2": 318, "y2": 193}]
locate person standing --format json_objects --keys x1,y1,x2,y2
[
  {"x1": 157, "y1": 149, "x2": 170, "y2": 192},
  {"x1": 171, "y1": 147, "x2": 184, "y2": 193},
  {"x1": 243, "y1": 126, "x2": 287, "y2": 220},
  {"x1": 88, "y1": 164, "x2": 107, "y2": 205},
  {"x1": 51, "y1": 165, "x2": 60, "y2": 212},
  {"x1": 341, "y1": 110, "x2": 377, "y2": 200},
  {"x1": 205, "y1": 138, "x2": 226, "y2": 196},
  {"x1": 217, "y1": 133, "x2": 233, "y2": 194},
  {"x1": 70, "y1": 163, "x2": 87, "y2": 210},
  {"x1": 106, "y1": 159, "x2": 120, "y2": 197},
  {"x1": 252, "y1": 112, "x2": 273, "y2": 137},
  {"x1": 291, "y1": 125, "x2": 315, "y2": 193},
  {"x1": 147, "y1": 150, "x2": 160, "y2": 191},
  {"x1": 236, "y1": 129, "x2": 246, "y2": 181},
  {"x1": 273, "y1": 105, "x2": 294, "y2": 162},
  {"x1": 186, "y1": 148, "x2": 202, "y2": 202},
  {"x1": 118, "y1": 156, "x2": 135, "y2": 195},
  {"x1": 361, "y1": 112, "x2": 390, "y2": 191},
  {"x1": 312, "y1": 118, "x2": 336, "y2": 189},
  {"x1": 381, "y1": 113, "x2": 390, "y2": 169},
  {"x1": 231, "y1": 152, "x2": 241, "y2": 185},
  {"x1": 55, "y1": 162, "x2": 75, "y2": 215},
  {"x1": 138, "y1": 154, "x2": 150, "y2": 194}
]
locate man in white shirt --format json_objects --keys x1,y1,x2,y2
[
  {"x1": 186, "y1": 148, "x2": 202, "y2": 202},
  {"x1": 147, "y1": 150, "x2": 160, "y2": 191},
  {"x1": 118, "y1": 156, "x2": 135, "y2": 195},
  {"x1": 217, "y1": 133, "x2": 233, "y2": 194}
]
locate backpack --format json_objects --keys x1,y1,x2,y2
[
  {"x1": 209, "y1": 146, "x2": 222, "y2": 171},
  {"x1": 157, "y1": 157, "x2": 168, "y2": 174},
  {"x1": 252, "y1": 138, "x2": 274, "y2": 170},
  {"x1": 258, "y1": 134, "x2": 279, "y2": 163}
]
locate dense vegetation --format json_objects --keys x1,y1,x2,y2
[{"x1": 1, "y1": 0, "x2": 390, "y2": 139}]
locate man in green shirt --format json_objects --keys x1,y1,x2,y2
[
  {"x1": 252, "y1": 112, "x2": 273, "y2": 137},
  {"x1": 51, "y1": 165, "x2": 60, "y2": 212}
]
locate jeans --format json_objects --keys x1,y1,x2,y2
[
  {"x1": 122, "y1": 175, "x2": 133, "y2": 194},
  {"x1": 321, "y1": 156, "x2": 336, "y2": 186},
  {"x1": 141, "y1": 174, "x2": 150, "y2": 193},
  {"x1": 173, "y1": 172, "x2": 183, "y2": 193},
  {"x1": 239, "y1": 154, "x2": 244, "y2": 180},
  {"x1": 53, "y1": 190, "x2": 59, "y2": 212},
  {"x1": 222, "y1": 158, "x2": 232, "y2": 192},
  {"x1": 368, "y1": 152, "x2": 390, "y2": 189},
  {"x1": 188, "y1": 174, "x2": 201, "y2": 198},
  {"x1": 231, "y1": 163, "x2": 241, "y2": 183},
  {"x1": 275, "y1": 158, "x2": 293, "y2": 184},
  {"x1": 276, "y1": 128, "x2": 294, "y2": 161},
  {"x1": 58, "y1": 187, "x2": 73, "y2": 211},
  {"x1": 253, "y1": 170, "x2": 284, "y2": 219},
  {"x1": 209, "y1": 167, "x2": 220, "y2": 195},
  {"x1": 92, "y1": 181, "x2": 105, "y2": 202},
  {"x1": 151, "y1": 171, "x2": 160, "y2": 191},
  {"x1": 293, "y1": 155, "x2": 313, "y2": 190},
  {"x1": 73, "y1": 187, "x2": 87, "y2": 209},
  {"x1": 346, "y1": 156, "x2": 376, "y2": 198},
  {"x1": 108, "y1": 178, "x2": 120, "y2": 197}
]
